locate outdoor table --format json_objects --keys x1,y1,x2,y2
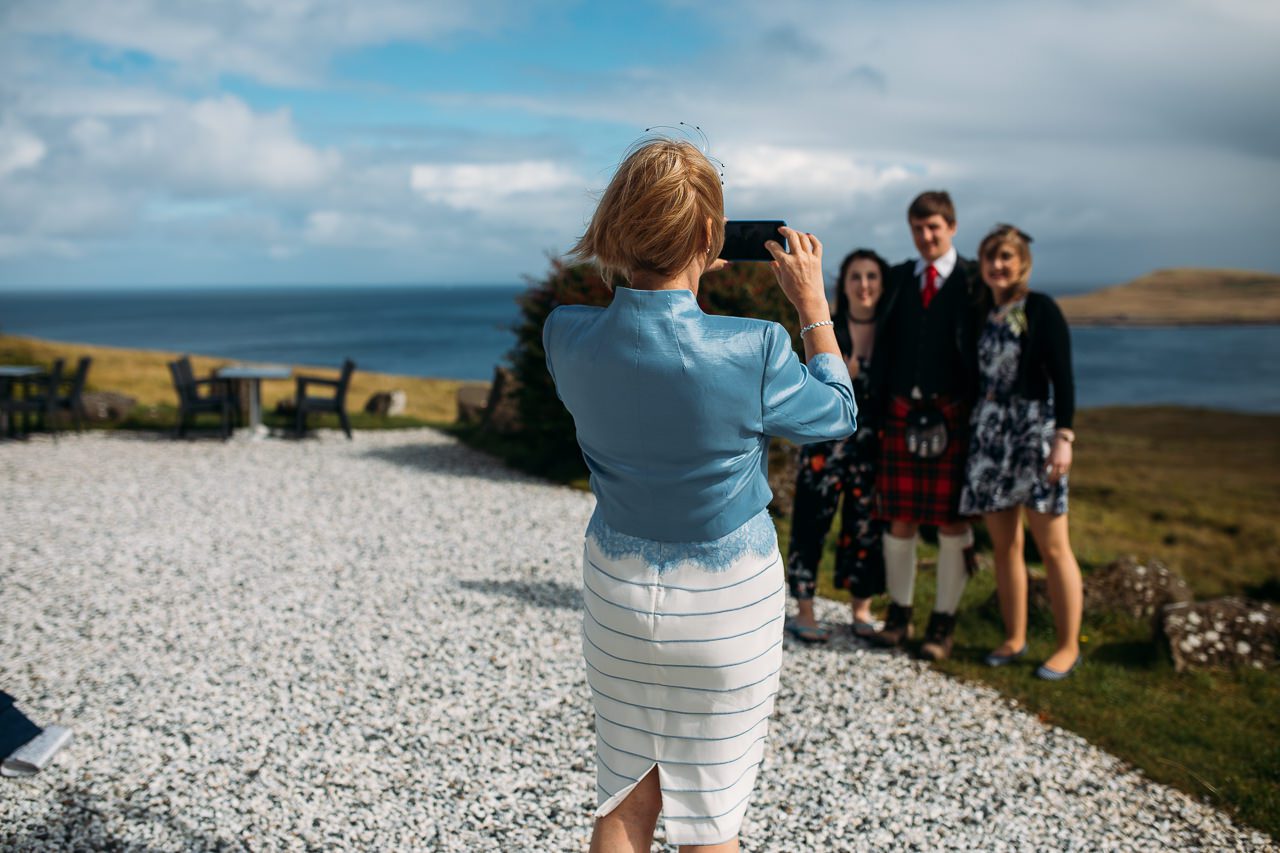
[
  {"x1": 0, "y1": 366, "x2": 44, "y2": 437},
  {"x1": 214, "y1": 364, "x2": 292, "y2": 433}
]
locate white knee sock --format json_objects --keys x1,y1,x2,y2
[
  {"x1": 883, "y1": 532, "x2": 918, "y2": 607},
  {"x1": 935, "y1": 529, "x2": 973, "y2": 615}
]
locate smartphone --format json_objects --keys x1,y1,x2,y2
[{"x1": 719, "y1": 220, "x2": 787, "y2": 262}]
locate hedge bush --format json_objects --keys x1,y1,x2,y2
[{"x1": 505, "y1": 258, "x2": 801, "y2": 481}]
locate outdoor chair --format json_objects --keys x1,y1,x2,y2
[
  {"x1": 1, "y1": 374, "x2": 39, "y2": 439},
  {"x1": 11, "y1": 360, "x2": 65, "y2": 437},
  {"x1": 0, "y1": 379, "x2": 27, "y2": 439},
  {"x1": 53, "y1": 356, "x2": 92, "y2": 432},
  {"x1": 295, "y1": 359, "x2": 356, "y2": 439},
  {"x1": 169, "y1": 356, "x2": 234, "y2": 439}
]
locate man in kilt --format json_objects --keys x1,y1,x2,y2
[{"x1": 870, "y1": 190, "x2": 981, "y2": 660}]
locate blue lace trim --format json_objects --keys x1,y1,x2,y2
[
  {"x1": 807, "y1": 352, "x2": 851, "y2": 390},
  {"x1": 586, "y1": 510, "x2": 778, "y2": 575}
]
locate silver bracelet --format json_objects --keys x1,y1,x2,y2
[{"x1": 800, "y1": 319, "x2": 834, "y2": 337}]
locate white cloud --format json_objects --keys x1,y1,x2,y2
[
  {"x1": 304, "y1": 210, "x2": 417, "y2": 248},
  {"x1": 723, "y1": 145, "x2": 918, "y2": 213},
  {"x1": 69, "y1": 95, "x2": 339, "y2": 194},
  {"x1": 410, "y1": 160, "x2": 581, "y2": 213},
  {"x1": 0, "y1": 234, "x2": 78, "y2": 259},
  {"x1": 0, "y1": 121, "x2": 46, "y2": 177},
  {"x1": 4, "y1": 0, "x2": 546, "y2": 86},
  {"x1": 15, "y1": 86, "x2": 176, "y2": 119}
]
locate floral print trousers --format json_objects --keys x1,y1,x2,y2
[{"x1": 786, "y1": 433, "x2": 886, "y2": 601}]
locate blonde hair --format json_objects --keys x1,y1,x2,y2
[
  {"x1": 571, "y1": 139, "x2": 725, "y2": 287},
  {"x1": 978, "y1": 223, "x2": 1034, "y2": 291}
]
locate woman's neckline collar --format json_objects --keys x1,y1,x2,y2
[
  {"x1": 612, "y1": 285, "x2": 700, "y2": 308},
  {"x1": 615, "y1": 285, "x2": 696, "y2": 297}
]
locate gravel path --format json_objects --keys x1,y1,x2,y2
[{"x1": 0, "y1": 430, "x2": 1271, "y2": 851}]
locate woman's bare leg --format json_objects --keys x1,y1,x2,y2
[
  {"x1": 850, "y1": 596, "x2": 874, "y2": 623},
  {"x1": 794, "y1": 597, "x2": 820, "y2": 629},
  {"x1": 1026, "y1": 510, "x2": 1083, "y2": 671},
  {"x1": 985, "y1": 508, "x2": 1027, "y2": 655},
  {"x1": 589, "y1": 768, "x2": 662, "y2": 853}
]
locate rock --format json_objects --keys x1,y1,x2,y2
[
  {"x1": 456, "y1": 384, "x2": 490, "y2": 426},
  {"x1": 1161, "y1": 598, "x2": 1279, "y2": 672},
  {"x1": 386, "y1": 390, "x2": 406, "y2": 417},
  {"x1": 79, "y1": 391, "x2": 136, "y2": 422},
  {"x1": 363, "y1": 390, "x2": 407, "y2": 417},
  {"x1": 1083, "y1": 556, "x2": 1192, "y2": 620},
  {"x1": 484, "y1": 367, "x2": 522, "y2": 435}
]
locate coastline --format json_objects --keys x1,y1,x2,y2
[
  {"x1": 1057, "y1": 267, "x2": 1280, "y2": 326},
  {"x1": 6, "y1": 328, "x2": 1280, "y2": 418}
]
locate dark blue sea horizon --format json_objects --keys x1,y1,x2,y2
[{"x1": 2, "y1": 282, "x2": 1278, "y2": 413}]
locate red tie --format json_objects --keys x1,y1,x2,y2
[{"x1": 922, "y1": 264, "x2": 939, "y2": 309}]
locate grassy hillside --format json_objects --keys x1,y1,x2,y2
[
  {"x1": 0, "y1": 334, "x2": 476, "y2": 424},
  {"x1": 1059, "y1": 268, "x2": 1280, "y2": 325}
]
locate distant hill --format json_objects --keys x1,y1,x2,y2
[{"x1": 1058, "y1": 268, "x2": 1280, "y2": 326}]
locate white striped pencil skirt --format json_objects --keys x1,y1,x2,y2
[{"x1": 581, "y1": 514, "x2": 785, "y2": 847}]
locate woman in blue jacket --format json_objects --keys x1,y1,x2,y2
[{"x1": 543, "y1": 138, "x2": 856, "y2": 853}]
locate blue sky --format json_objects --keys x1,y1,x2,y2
[{"x1": 1, "y1": 0, "x2": 1277, "y2": 289}]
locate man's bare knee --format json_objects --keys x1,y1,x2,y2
[{"x1": 890, "y1": 521, "x2": 919, "y2": 538}]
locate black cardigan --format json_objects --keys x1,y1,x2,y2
[{"x1": 988, "y1": 290, "x2": 1076, "y2": 429}]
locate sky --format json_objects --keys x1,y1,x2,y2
[{"x1": 0, "y1": 0, "x2": 1277, "y2": 290}]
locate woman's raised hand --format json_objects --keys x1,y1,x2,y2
[
  {"x1": 766, "y1": 226, "x2": 838, "y2": 361},
  {"x1": 765, "y1": 226, "x2": 829, "y2": 320}
]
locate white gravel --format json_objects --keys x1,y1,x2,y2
[{"x1": 0, "y1": 429, "x2": 1272, "y2": 851}]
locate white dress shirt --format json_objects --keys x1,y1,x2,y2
[{"x1": 913, "y1": 246, "x2": 957, "y2": 290}]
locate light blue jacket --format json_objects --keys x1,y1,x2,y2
[{"x1": 543, "y1": 286, "x2": 856, "y2": 543}]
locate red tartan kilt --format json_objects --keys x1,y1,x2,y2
[{"x1": 876, "y1": 395, "x2": 970, "y2": 526}]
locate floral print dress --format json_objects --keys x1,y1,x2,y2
[
  {"x1": 786, "y1": 356, "x2": 885, "y2": 600},
  {"x1": 959, "y1": 300, "x2": 1069, "y2": 516}
]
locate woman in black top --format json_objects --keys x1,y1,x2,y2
[
  {"x1": 960, "y1": 224, "x2": 1083, "y2": 680},
  {"x1": 785, "y1": 249, "x2": 888, "y2": 642}
]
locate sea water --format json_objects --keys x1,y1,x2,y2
[{"x1": 2, "y1": 284, "x2": 1277, "y2": 413}]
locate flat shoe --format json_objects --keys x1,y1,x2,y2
[
  {"x1": 784, "y1": 619, "x2": 830, "y2": 645},
  {"x1": 984, "y1": 645, "x2": 1028, "y2": 667},
  {"x1": 1035, "y1": 655, "x2": 1081, "y2": 681},
  {"x1": 851, "y1": 618, "x2": 881, "y2": 639}
]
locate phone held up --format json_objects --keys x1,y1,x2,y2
[{"x1": 718, "y1": 220, "x2": 787, "y2": 262}]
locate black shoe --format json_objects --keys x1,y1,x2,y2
[
  {"x1": 919, "y1": 611, "x2": 957, "y2": 661},
  {"x1": 870, "y1": 603, "x2": 914, "y2": 648}
]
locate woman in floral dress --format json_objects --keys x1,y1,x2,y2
[
  {"x1": 785, "y1": 249, "x2": 888, "y2": 642},
  {"x1": 960, "y1": 224, "x2": 1083, "y2": 680}
]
